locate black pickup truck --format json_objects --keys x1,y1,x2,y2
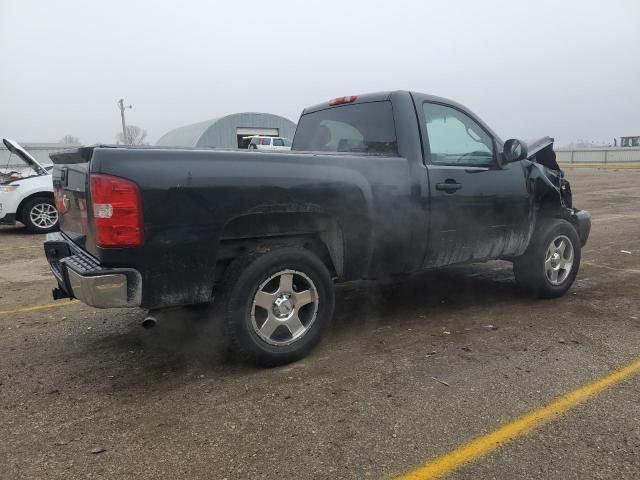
[{"x1": 45, "y1": 91, "x2": 591, "y2": 364}]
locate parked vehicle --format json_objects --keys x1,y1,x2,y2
[
  {"x1": 0, "y1": 139, "x2": 59, "y2": 233},
  {"x1": 246, "y1": 135, "x2": 291, "y2": 150},
  {"x1": 44, "y1": 91, "x2": 591, "y2": 365}
]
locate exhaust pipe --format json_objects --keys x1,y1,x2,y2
[
  {"x1": 141, "y1": 306, "x2": 183, "y2": 329},
  {"x1": 142, "y1": 315, "x2": 157, "y2": 329}
]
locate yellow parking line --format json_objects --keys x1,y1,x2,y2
[
  {"x1": 0, "y1": 300, "x2": 79, "y2": 317},
  {"x1": 394, "y1": 357, "x2": 640, "y2": 480}
]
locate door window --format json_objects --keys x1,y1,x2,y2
[
  {"x1": 273, "y1": 138, "x2": 285, "y2": 147},
  {"x1": 423, "y1": 103, "x2": 495, "y2": 167},
  {"x1": 261, "y1": 137, "x2": 272, "y2": 145}
]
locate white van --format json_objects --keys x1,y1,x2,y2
[
  {"x1": 0, "y1": 139, "x2": 58, "y2": 233},
  {"x1": 246, "y1": 136, "x2": 291, "y2": 151}
]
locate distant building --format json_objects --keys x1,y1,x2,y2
[
  {"x1": 620, "y1": 136, "x2": 640, "y2": 148},
  {"x1": 0, "y1": 142, "x2": 77, "y2": 168},
  {"x1": 156, "y1": 112, "x2": 297, "y2": 149}
]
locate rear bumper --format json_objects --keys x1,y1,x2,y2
[
  {"x1": 571, "y1": 209, "x2": 591, "y2": 247},
  {"x1": 44, "y1": 232, "x2": 141, "y2": 308}
]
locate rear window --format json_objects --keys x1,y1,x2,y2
[{"x1": 292, "y1": 101, "x2": 398, "y2": 155}]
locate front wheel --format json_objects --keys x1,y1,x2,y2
[
  {"x1": 513, "y1": 219, "x2": 581, "y2": 298},
  {"x1": 22, "y1": 197, "x2": 59, "y2": 233},
  {"x1": 217, "y1": 247, "x2": 335, "y2": 366}
]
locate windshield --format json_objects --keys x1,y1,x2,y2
[{"x1": 292, "y1": 101, "x2": 398, "y2": 155}]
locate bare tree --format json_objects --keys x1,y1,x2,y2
[
  {"x1": 59, "y1": 135, "x2": 81, "y2": 145},
  {"x1": 116, "y1": 125, "x2": 148, "y2": 145}
]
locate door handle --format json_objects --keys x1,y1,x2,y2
[{"x1": 436, "y1": 181, "x2": 462, "y2": 192}]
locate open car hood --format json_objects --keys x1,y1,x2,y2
[
  {"x1": 2, "y1": 138, "x2": 49, "y2": 176},
  {"x1": 524, "y1": 136, "x2": 560, "y2": 171}
]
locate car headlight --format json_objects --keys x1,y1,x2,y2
[{"x1": 0, "y1": 185, "x2": 20, "y2": 192}]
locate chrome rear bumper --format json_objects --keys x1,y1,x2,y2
[
  {"x1": 44, "y1": 232, "x2": 141, "y2": 308},
  {"x1": 66, "y1": 269, "x2": 141, "y2": 308}
]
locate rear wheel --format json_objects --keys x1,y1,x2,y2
[
  {"x1": 216, "y1": 247, "x2": 335, "y2": 366},
  {"x1": 513, "y1": 218, "x2": 581, "y2": 298},
  {"x1": 22, "y1": 197, "x2": 59, "y2": 233}
]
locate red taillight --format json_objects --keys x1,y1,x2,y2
[
  {"x1": 90, "y1": 174, "x2": 143, "y2": 247},
  {"x1": 329, "y1": 95, "x2": 358, "y2": 106},
  {"x1": 53, "y1": 187, "x2": 66, "y2": 214}
]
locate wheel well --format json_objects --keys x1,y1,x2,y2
[
  {"x1": 537, "y1": 188, "x2": 567, "y2": 217},
  {"x1": 535, "y1": 193, "x2": 582, "y2": 238},
  {"x1": 16, "y1": 192, "x2": 54, "y2": 223},
  {"x1": 217, "y1": 212, "x2": 344, "y2": 279}
]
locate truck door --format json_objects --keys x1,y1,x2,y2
[{"x1": 420, "y1": 101, "x2": 529, "y2": 267}]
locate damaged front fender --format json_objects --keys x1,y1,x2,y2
[
  {"x1": 522, "y1": 138, "x2": 590, "y2": 247},
  {"x1": 522, "y1": 136, "x2": 570, "y2": 210}
]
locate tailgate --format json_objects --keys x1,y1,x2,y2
[{"x1": 50, "y1": 147, "x2": 95, "y2": 250}]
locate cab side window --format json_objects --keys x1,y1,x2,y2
[{"x1": 423, "y1": 103, "x2": 495, "y2": 167}]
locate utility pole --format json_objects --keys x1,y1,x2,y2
[{"x1": 117, "y1": 99, "x2": 132, "y2": 144}]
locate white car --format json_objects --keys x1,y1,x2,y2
[
  {"x1": 246, "y1": 136, "x2": 291, "y2": 151},
  {"x1": 0, "y1": 138, "x2": 58, "y2": 233}
]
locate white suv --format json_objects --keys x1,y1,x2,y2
[
  {"x1": 0, "y1": 139, "x2": 58, "y2": 233},
  {"x1": 246, "y1": 136, "x2": 291, "y2": 151}
]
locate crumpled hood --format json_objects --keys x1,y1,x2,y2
[
  {"x1": 524, "y1": 136, "x2": 560, "y2": 171},
  {"x1": 2, "y1": 138, "x2": 48, "y2": 176},
  {"x1": 523, "y1": 136, "x2": 572, "y2": 209}
]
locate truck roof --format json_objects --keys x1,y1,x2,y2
[
  {"x1": 300, "y1": 90, "x2": 503, "y2": 145},
  {"x1": 302, "y1": 90, "x2": 463, "y2": 115}
]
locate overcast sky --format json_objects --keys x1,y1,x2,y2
[{"x1": 1, "y1": 0, "x2": 638, "y2": 146}]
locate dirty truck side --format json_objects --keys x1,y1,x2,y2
[{"x1": 44, "y1": 91, "x2": 591, "y2": 365}]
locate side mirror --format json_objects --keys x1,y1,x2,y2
[{"x1": 503, "y1": 139, "x2": 528, "y2": 163}]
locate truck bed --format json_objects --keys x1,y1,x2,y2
[{"x1": 49, "y1": 145, "x2": 414, "y2": 308}]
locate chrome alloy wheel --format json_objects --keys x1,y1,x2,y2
[
  {"x1": 29, "y1": 202, "x2": 58, "y2": 230},
  {"x1": 545, "y1": 235, "x2": 574, "y2": 285},
  {"x1": 251, "y1": 269, "x2": 319, "y2": 346}
]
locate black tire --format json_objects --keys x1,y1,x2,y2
[
  {"x1": 21, "y1": 197, "x2": 59, "y2": 233},
  {"x1": 513, "y1": 218, "x2": 581, "y2": 298},
  {"x1": 216, "y1": 247, "x2": 335, "y2": 366}
]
